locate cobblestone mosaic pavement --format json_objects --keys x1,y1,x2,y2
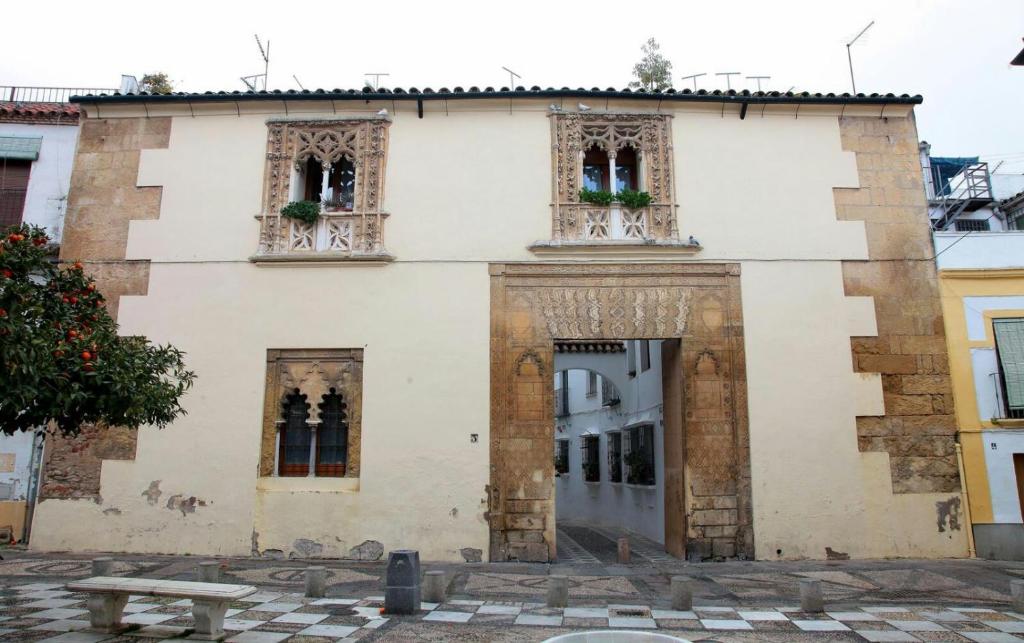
[{"x1": 0, "y1": 550, "x2": 1023, "y2": 641}]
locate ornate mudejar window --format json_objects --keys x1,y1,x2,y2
[
  {"x1": 254, "y1": 117, "x2": 392, "y2": 262},
  {"x1": 549, "y1": 113, "x2": 680, "y2": 244}
]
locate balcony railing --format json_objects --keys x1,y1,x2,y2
[
  {"x1": 559, "y1": 203, "x2": 673, "y2": 241},
  {"x1": 0, "y1": 86, "x2": 118, "y2": 103},
  {"x1": 256, "y1": 211, "x2": 388, "y2": 258}
]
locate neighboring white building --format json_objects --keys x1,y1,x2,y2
[
  {"x1": 554, "y1": 340, "x2": 665, "y2": 545},
  {"x1": 0, "y1": 101, "x2": 80, "y2": 240},
  {"x1": 920, "y1": 141, "x2": 1024, "y2": 233}
]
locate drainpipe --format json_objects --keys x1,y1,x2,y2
[{"x1": 954, "y1": 439, "x2": 976, "y2": 558}]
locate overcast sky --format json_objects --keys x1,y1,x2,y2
[{"x1": 5, "y1": 0, "x2": 1023, "y2": 171}]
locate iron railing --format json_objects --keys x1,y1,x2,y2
[
  {"x1": 932, "y1": 162, "x2": 994, "y2": 231},
  {"x1": 0, "y1": 86, "x2": 118, "y2": 103}
]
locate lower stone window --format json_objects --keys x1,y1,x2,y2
[{"x1": 260, "y1": 349, "x2": 363, "y2": 479}]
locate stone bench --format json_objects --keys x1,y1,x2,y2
[{"x1": 67, "y1": 576, "x2": 257, "y2": 640}]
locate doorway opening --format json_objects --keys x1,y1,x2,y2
[{"x1": 552, "y1": 339, "x2": 681, "y2": 563}]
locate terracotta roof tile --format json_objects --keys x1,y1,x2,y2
[
  {"x1": 71, "y1": 86, "x2": 923, "y2": 106},
  {"x1": 0, "y1": 101, "x2": 80, "y2": 124}
]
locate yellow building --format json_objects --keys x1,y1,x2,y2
[
  {"x1": 935, "y1": 208, "x2": 1024, "y2": 559},
  {"x1": 30, "y1": 87, "x2": 968, "y2": 562}
]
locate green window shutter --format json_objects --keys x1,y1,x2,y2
[
  {"x1": 994, "y1": 318, "x2": 1024, "y2": 411},
  {"x1": 0, "y1": 136, "x2": 42, "y2": 161}
]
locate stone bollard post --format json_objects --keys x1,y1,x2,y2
[
  {"x1": 305, "y1": 566, "x2": 327, "y2": 598},
  {"x1": 799, "y1": 579, "x2": 824, "y2": 613},
  {"x1": 670, "y1": 576, "x2": 692, "y2": 611},
  {"x1": 92, "y1": 557, "x2": 114, "y2": 577},
  {"x1": 547, "y1": 575, "x2": 569, "y2": 608},
  {"x1": 384, "y1": 550, "x2": 421, "y2": 615},
  {"x1": 1012, "y1": 580, "x2": 1024, "y2": 613},
  {"x1": 197, "y1": 561, "x2": 220, "y2": 583},
  {"x1": 617, "y1": 537, "x2": 631, "y2": 564},
  {"x1": 422, "y1": 570, "x2": 447, "y2": 603}
]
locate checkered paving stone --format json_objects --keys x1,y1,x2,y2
[{"x1": 0, "y1": 582, "x2": 1022, "y2": 642}]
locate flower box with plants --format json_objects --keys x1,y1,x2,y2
[
  {"x1": 279, "y1": 200, "x2": 321, "y2": 225},
  {"x1": 625, "y1": 450, "x2": 655, "y2": 486},
  {"x1": 578, "y1": 188, "x2": 653, "y2": 209}
]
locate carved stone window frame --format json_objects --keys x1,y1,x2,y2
[
  {"x1": 254, "y1": 117, "x2": 393, "y2": 262},
  {"x1": 259, "y1": 349, "x2": 363, "y2": 479},
  {"x1": 548, "y1": 112, "x2": 680, "y2": 245}
]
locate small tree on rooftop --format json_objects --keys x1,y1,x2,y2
[
  {"x1": 0, "y1": 223, "x2": 195, "y2": 437},
  {"x1": 629, "y1": 38, "x2": 674, "y2": 92},
  {"x1": 140, "y1": 72, "x2": 174, "y2": 94}
]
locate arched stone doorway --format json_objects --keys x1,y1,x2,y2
[{"x1": 488, "y1": 263, "x2": 753, "y2": 562}]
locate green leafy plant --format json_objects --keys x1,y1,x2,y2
[
  {"x1": 279, "y1": 201, "x2": 321, "y2": 225},
  {"x1": 579, "y1": 188, "x2": 615, "y2": 206},
  {"x1": 140, "y1": 72, "x2": 174, "y2": 94},
  {"x1": 0, "y1": 224, "x2": 195, "y2": 436},
  {"x1": 625, "y1": 451, "x2": 655, "y2": 485},
  {"x1": 583, "y1": 459, "x2": 600, "y2": 482},
  {"x1": 628, "y1": 38, "x2": 674, "y2": 92},
  {"x1": 617, "y1": 189, "x2": 652, "y2": 209}
]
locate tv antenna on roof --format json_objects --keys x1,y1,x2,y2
[
  {"x1": 241, "y1": 34, "x2": 270, "y2": 91},
  {"x1": 715, "y1": 72, "x2": 741, "y2": 91},
  {"x1": 845, "y1": 20, "x2": 875, "y2": 94},
  {"x1": 746, "y1": 75, "x2": 771, "y2": 91},
  {"x1": 364, "y1": 73, "x2": 389, "y2": 89},
  {"x1": 502, "y1": 66, "x2": 521, "y2": 88},
  {"x1": 293, "y1": 75, "x2": 306, "y2": 91},
  {"x1": 680, "y1": 73, "x2": 706, "y2": 91}
]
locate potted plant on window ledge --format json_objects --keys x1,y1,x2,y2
[
  {"x1": 578, "y1": 188, "x2": 652, "y2": 209},
  {"x1": 625, "y1": 451, "x2": 654, "y2": 486},
  {"x1": 279, "y1": 200, "x2": 321, "y2": 225}
]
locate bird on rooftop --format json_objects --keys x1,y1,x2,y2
[
  {"x1": 377, "y1": 108, "x2": 388, "y2": 117},
  {"x1": 578, "y1": 103, "x2": 591, "y2": 112}
]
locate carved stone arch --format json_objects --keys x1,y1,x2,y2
[{"x1": 489, "y1": 263, "x2": 751, "y2": 563}]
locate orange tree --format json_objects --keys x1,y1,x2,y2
[{"x1": 0, "y1": 223, "x2": 194, "y2": 436}]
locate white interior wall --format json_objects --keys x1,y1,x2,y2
[{"x1": 554, "y1": 342, "x2": 666, "y2": 544}]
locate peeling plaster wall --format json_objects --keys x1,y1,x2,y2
[{"x1": 30, "y1": 100, "x2": 964, "y2": 559}]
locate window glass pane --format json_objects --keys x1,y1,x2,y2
[
  {"x1": 325, "y1": 158, "x2": 356, "y2": 210},
  {"x1": 317, "y1": 391, "x2": 348, "y2": 469},
  {"x1": 280, "y1": 392, "x2": 310, "y2": 476},
  {"x1": 583, "y1": 165, "x2": 605, "y2": 191},
  {"x1": 615, "y1": 165, "x2": 635, "y2": 192},
  {"x1": 303, "y1": 158, "x2": 323, "y2": 202}
]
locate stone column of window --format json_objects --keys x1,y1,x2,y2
[
  {"x1": 307, "y1": 423, "x2": 318, "y2": 477},
  {"x1": 273, "y1": 421, "x2": 283, "y2": 476},
  {"x1": 607, "y1": 150, "x2": 622, "y2": 238},
  {"x1": 319, "y1": 164, "x2": 331, "y2": 213}
]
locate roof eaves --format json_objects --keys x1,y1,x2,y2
[{"x1": 70, "y1": 86, "x2": 923, "y2": 106}]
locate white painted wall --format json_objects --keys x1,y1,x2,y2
[
  {"x1": 554, "y1": 341, "x2": 665, "y2": 544},
  {"x1": 982, "y1": 429, "x2": 1024, "y2": 523},
  {"x1": 0, "y1": 123, "x2": 77, "y2": 241},
  {"x1": 28, "y1": 99, "x2": 964, "y2": 560},
  {"x1": 935, "y1": 232, "x2": 1024, "y2": 270}
]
